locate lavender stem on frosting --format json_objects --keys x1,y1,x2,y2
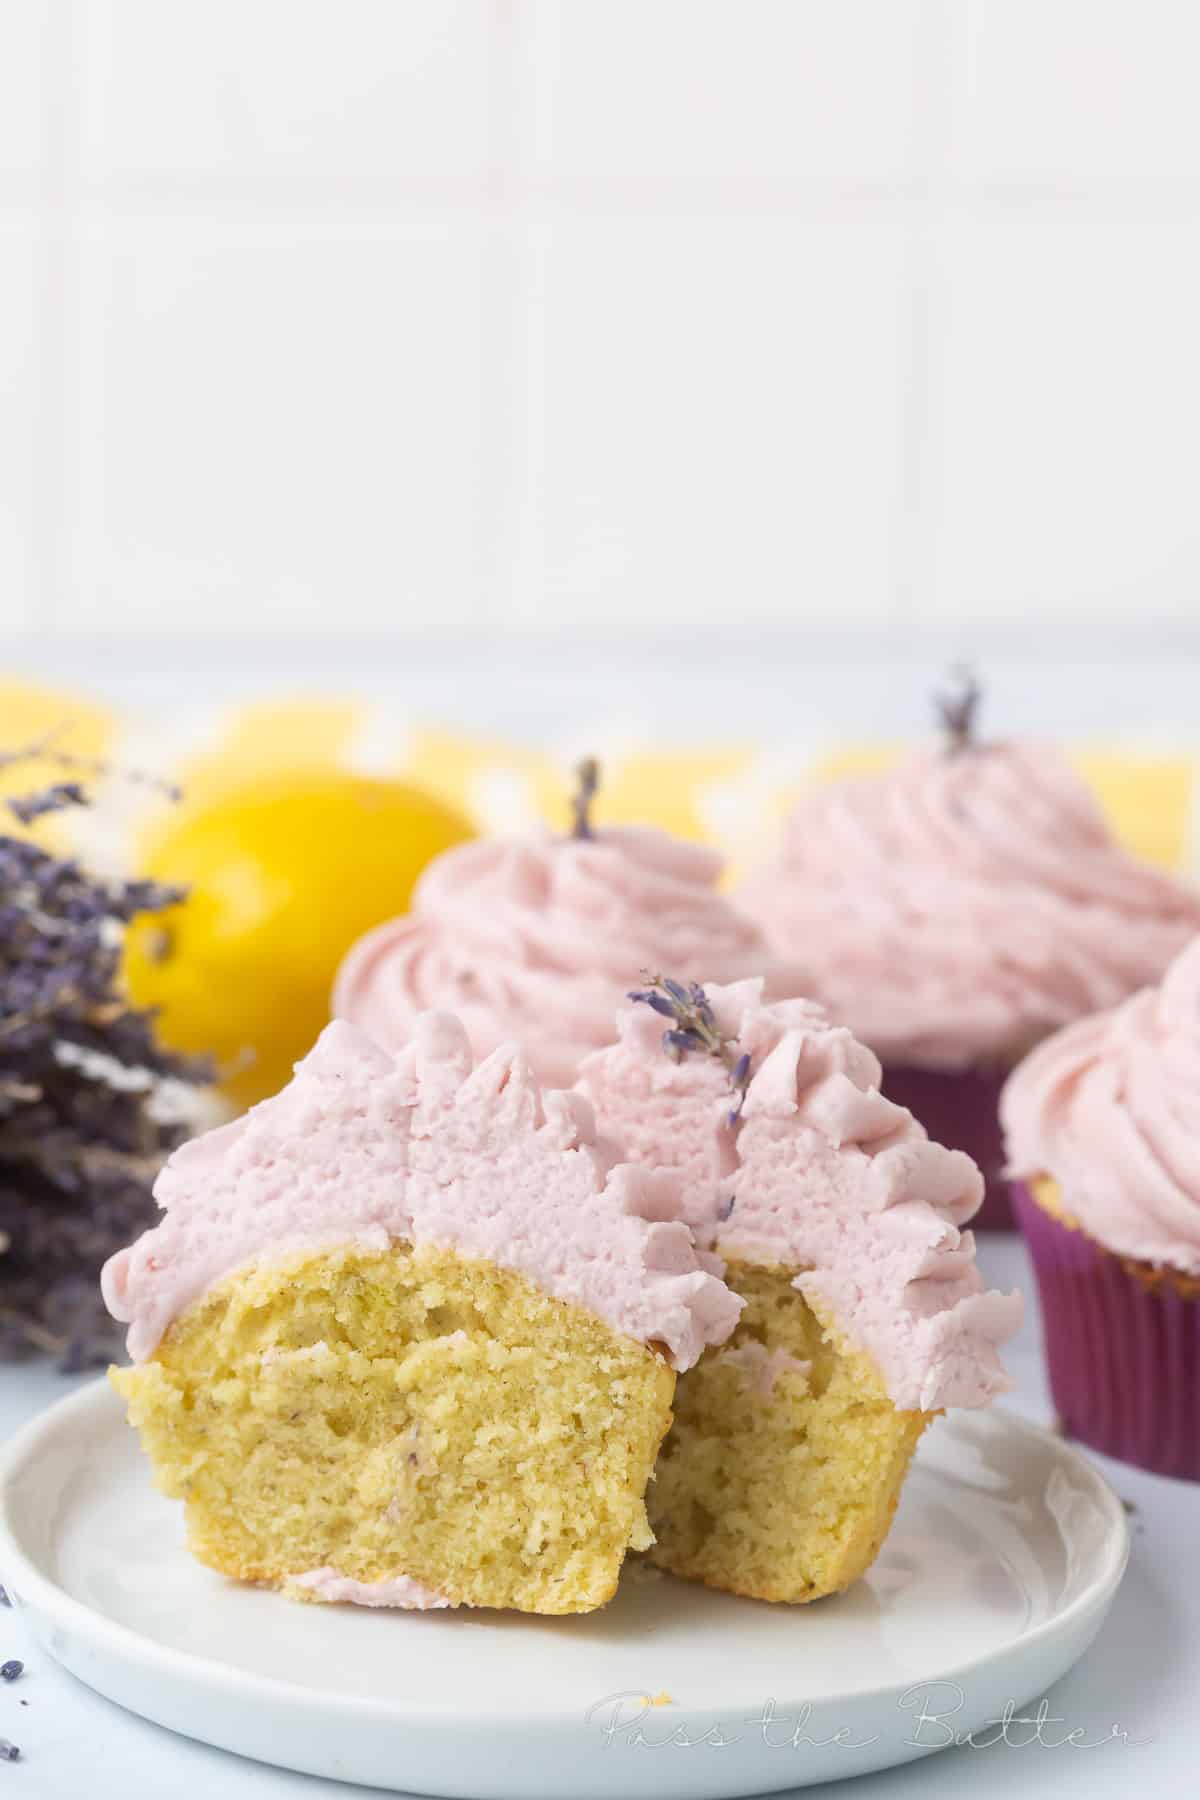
[
  {"x1": 569, "y1": 757, "x2": 600, "y2": 840},
  {"x1": 936, "y1": 664, "x2": 981, "y2": 753},
  {"x1": 627, "y1": 974, "x2": 752, "y2": 1126}
]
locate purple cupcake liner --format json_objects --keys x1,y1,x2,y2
[
  {"x1": 1014, "y1": 1181, "x2": 1200, "y2": 1481},
  {"x1": 881, "y1": 1063, "x2": 1014, "y2": 1229}
]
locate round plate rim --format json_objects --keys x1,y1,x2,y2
[{"x1": 0, "y1": 1378, "x2": 1131, "y2": 1729}]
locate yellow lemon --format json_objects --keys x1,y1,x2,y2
[{"x1": 124, "y1": 773, "x2": 473, "y2": 1108}]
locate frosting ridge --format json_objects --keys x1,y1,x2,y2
[
  {"x1": 1002, "y1": 936, "x2": 1200, "y2": 1273},
  {"x1": 334, "y1": 826, "x2": 793, "y2": 1087},
  {"x1": 577, "y1": 979, "x2": 1022, "y2": 1410},
  {"x1": 102, "y1": 1015, "x2": 742, "y2": 1368},
  {"x1": 739, "y1": 742, "x2": 1200, "y2": 1067}
]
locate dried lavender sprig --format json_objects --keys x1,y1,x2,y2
[
  {"x1": 0, "y1": 729, "x2": 181, "y2": 805},
  {"x1": 936, "y1": 664, "x2": 981, "y2": 753},
  {"x1": 6, "y1": 784, "x2": 88, "y2": 827},
  {"x1": 569, "y1": 757, "x2": 600, "y2": 840},
  {"x1": 0, "y1": 761, "x2": 210, "y2": 1367},
  {"x1": 627, "y1": 974, "x2": 754, "y2": 1126}
]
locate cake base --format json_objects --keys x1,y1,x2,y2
[
  {"x1": 110, "y1": 1241, "x2": 676, "y2": 1614},
  {"x1": 645, "y1": 1261, "x2": 929, "y2": 1603},
  {"x1": 1015, "y1": 1181, "x2": 1200, "y2": 1481}
]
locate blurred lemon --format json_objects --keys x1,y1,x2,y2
[{"x1": 123, "y1": 773, "x2": 473, "y2": 1108}]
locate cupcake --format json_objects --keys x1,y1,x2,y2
[
  {"x1": 738, "y1": 678, "x2": 1200, "y2": 1227},
  {"x1": 1002, "y1": 937, "x2": 1200, "y2": 1479},
  {"x1": 577, "y1": 977, "x2": 1022, "y2": 1602},
  {"x1": 103, "y1": 1015, "x2": 740, "y2": 1614},
  {"x1": 334, "y1": 761, "x2": 794, "y2": 1088}
]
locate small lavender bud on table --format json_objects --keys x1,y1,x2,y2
[
  {"x1": 0, "y1": 1739, "x2": 18, "y2": 1761},
  {"x1": 0, "y1": 1663, "x2": 21, "y2": 1683}
]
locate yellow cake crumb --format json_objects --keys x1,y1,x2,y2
[
  {"x1": 111, "y1": 1242, "x2": 675, "y2": 1615},
  {"x1": 646, "y1": 1260, "x2": 930, "y2": 1603}
]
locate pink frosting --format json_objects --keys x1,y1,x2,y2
[
  {"x1": 333, "y1": 827, "x2": 794, "y2": 1088},
  {"x1": 1002, "y1": 936, "x2": 1200, "y2": 1274},
  {"x1": 577, "y1": 980, "x2": 1022, "y2": 1411},
  {"x1": 101, "y1": 1015, "x2": 741, "y2": 1368},
  {"x1": 291, "y1": 1569, "x2": 452, "y2": 1610},
  {"x1": 739, "y1": 742, "x2": 1200, "y2": 1069}
]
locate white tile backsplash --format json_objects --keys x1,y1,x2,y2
[
  {"x1": 526, "y1": 215, "x2": 909, "y2": 627},
  {"x1": 0, "y1": 4, "x2": 47, "y2": 183},
  {"x1": 65, "y1": 221, "x2": 490, "y2": 634},
  {"x1": 2, "y1": 1, "x2": 1200, "y2": 647},
  {"x1": 78, "y1": 0, "x2": 498, "y2": 195},
  {"x1": 539, "y1": 0, "x2": 926, "y2": 194},
  {"x1": 948, "y1": 0, "x2": 1200, "y2": 186},
  {"x1": 0, "y1": 225, "x2": 40, "y2": 630},
  {"x1": 924, "y1": 215, "x2": 1200, "y2": 623}
]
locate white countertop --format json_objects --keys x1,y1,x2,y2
[{"x1": 0, "y1": 1234, "x2": 1193, "y2": 1800}]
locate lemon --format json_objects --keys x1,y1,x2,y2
[{"x1": 123, "y1": 773, "x2": 473, "y2": 1108}]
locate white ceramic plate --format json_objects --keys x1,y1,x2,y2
[{"x1": 0, "y1": 1382, "x2": 1127, "y2": 1800}]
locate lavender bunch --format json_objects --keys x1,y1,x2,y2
[
  {"x1": 627, "y1": 975, "x2": 752, "y2": 1127},
  {"x1": 936, "y1": 664, "x2": 982, "y2": 753},
  {"x1": 0, "y1": 765, "x2": 209, "y2": 1369}
]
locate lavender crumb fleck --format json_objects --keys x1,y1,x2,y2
[
  {"x1": 0, "y1": 1740, "x2": 17, "y2": 1761},
  {"x1": 718, "y1": 1194, "x2": 736, "y2": 1221},
  {"x1": 0, "y1": 1663, "x2": 21, "y2": 1683}
]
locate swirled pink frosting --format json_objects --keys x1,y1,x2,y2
[
  {"x1": 102, "y1": 1015, "x2": 741, "y2": 1368},
  {"x1": 577, "y1": 980, "x2": 1022, "y2": 1411},
  {"x1": 333, "y1": 827, "x2": 793, "y2": 1088},
  {"x1": 739, "y1": 743, "x2": 1200, "y2": 1069},
  {"x1": 1002, "y1": 937, "x2": 1200, "y2": 1273}
]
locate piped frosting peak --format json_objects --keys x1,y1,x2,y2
[
  {"x1": 333, "y1": 826, "x2": 794, "y2": 1089},
  {"x1": 102, "y1": 1015, "x2": 742, "y2": 1368},
  {"x1": 739, "y1": 741, "x2": 1200, "y2": 1068},
  {"x1": 577, "y1": 980, "x2": 1022, "y2": 1411},
  {"x1": 1002, "y1": 935, "x2": 1200, "y2": 1274}
]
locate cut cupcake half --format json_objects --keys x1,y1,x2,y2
[
  {"x1": 577, "y1": 977, "x2": 1022, "y2": 1604},
  {"x1": 104, "y1": 1016, "x2": 741, "y2": 1615}
]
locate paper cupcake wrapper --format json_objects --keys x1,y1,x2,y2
[
  {"x1": 1014, "y1": 1181, "x2": 1200, "y2": 1480},
  {"x1": 881, "y1": 1063, "x2": 1014, "y2": 1230}
]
